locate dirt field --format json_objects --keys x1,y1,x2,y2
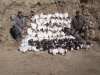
[
  {"x1": 0, "y1": 0, "x2": 100, "y2": 75},
  {"x1": 0, "y1": 41, "x2": 100, "y2": 75}
]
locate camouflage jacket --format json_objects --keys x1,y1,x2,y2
[
  {"x1": 13, "y1": 15, "x2": 27, "y2": 30},
  {"x1": 71, "y1": 15, "x2": 87, "y2": 31}
]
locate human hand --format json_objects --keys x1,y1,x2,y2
[
  {"x1": 71, "y1": 31, "x2": 74, "y2": 35},
  {"x1": 82, "y1": 26, "x2": 85, "y2": 30},
  {"x1": 19, "y1": 29, "x2": 22, "y2": 31},
  {"x1": 22, "y1": 30, "x2": 25, "y2": 33}
]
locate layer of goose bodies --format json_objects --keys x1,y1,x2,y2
[
  {"x1": 19, "y1": 36, "x2": 93, "y2": 55},
  {"x1": 19, "y1": 12, "x2": 93, "y2": 55},
  {"x1": 31, "y1": 12, "x2": 71, "y2": 29}
]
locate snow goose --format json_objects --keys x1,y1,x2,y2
[
  {"x1": 67, "y1": 24, "x2": 71, "y2": 29},
  {"x1": 69, "y1": 44, "x2": 75, "y2": 51},
  {"x1": 37, "y1": 25, "x2": 43, "y2": 31},
  {"x1": 53, "y1": 33, "x2": 57, "y2": 38},
  {"x1": 55, "y1": 13, "x2": 60, "y2": 18},
  {"x1": 31, "y1": 32, "x2": 37, "y2": 37},
  {"x1": 64, "y1": 20, "x2": 68, "y2": 25},
  {"x1": 68, "y1": 18, "x2": 72, "y2": 24},
  {"x1": 36, "y1": 19, "x2": 41, "y2": 26},
  {"x1": 49, "y1": 49, "x2": 59, "y2": 55},
  {"x1": 47, "y1": 14, "x2": 52, "y2": 19},
  {"x1": 59, "y1": 13, "x2": 63, "y2": 19},
  {"x1": 58, "y1": 48, "x2": 67, "y2": 55},
  {"x1": 48, "y1": 31, "x2": 53, "y2": 38},
  {"x1": 27, "y1": 28, "x2": 33, "y2": 36},
  {"x1": 34, "y1": 15, "x2": 39, "y2": 20},
  {"x1": 83, "y1": 41, "x2": 93, "y2": 50},
  {"x1": 31, "y1": 46, "x2": 39, "y2": 52},
  {"x1": 51, "y1": 19, "x2": 56, "y2": 24},
  {"x1": 31, "y1": 16, "x2": 35, "y2": 21},
  {"x1": 63, "y1": 12, "x2": 68, "y2": 19},
  {"x1": 39, "y1": 18, "x2": 44, "y2": 24},
  {"x1": 28, "y1": 45, "x2": 32, "y2": 51},
  {"x1": 58, "y1": 27, "x2": 62, "y2": 31},
  {"x1": 19, "y1": 43, "x2": 29, "y2": 53},
  {"x1": 30, "y1": 23, "x2": 37, "y2": 30}
]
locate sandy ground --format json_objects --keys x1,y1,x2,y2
[{"x1": 0, "y1": 41, "x2": 100, "y2": 75}]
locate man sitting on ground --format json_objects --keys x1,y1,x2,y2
[
  {"x1": 13, "y1": 10, "x2": 27, "y2": 41},
  {"x1": 71, "y1": 10, "x2": 88, "y2": 40}
]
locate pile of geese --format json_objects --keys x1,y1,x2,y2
[{"x1": 19, "y1": 12, "x2": 93, "y2": 55}]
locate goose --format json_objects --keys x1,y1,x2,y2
[
  {"x1": 36, "y1": 19, "x2": 41, "y2": 26},
  {"x1": 31, "y1": 16, "x2": 35, "y2": 21},
  {"x1": 49, "y1": 49, "x2": 59, "y2": 55},
  {"x1": 38, "y1": 37, "x2": 44, "y2": 41},
  {"x1": 47, "y1": 14, "x2": 52, "y2": 19},
  {"x1": 58, "y1": 27, "x2": 62, "y2": 31},
  {"x1": 30, "y1": 23, "x2": 37, "y2": 30},
  {"x1": 31, "y1": 32, "x2": 37, "y2": 37},
  {"x1": 33, "y1": 37, "x2": 38, "y2": 41},
  {"x1": 43, "y1": 32, "x2": 49, "y2": 39},
  {"x1": 56, "y1": 19, "x2": 60, "y2": 25},
  {"x1": 52, "y1": 14, "x2": 56, "y2": 18},
  {"x1": 37, "y1": 25, "x2": 43, "y2": 31},
  {"x1": 24, "y1": 36, "x2": 33, "y2": 43},
  {"x1": 43, "y1": 20, "x2": 48, "y2": 25},
  {"x1": 61, "y1": 32, "x2": 65, "y2": 37},
  {"x1": 31, "y1": 46, "x2": 39, "y2": 52},
  {"x1": 21, "y1": 39, "x2": 26, "y2": 43},
  {"x1": 28, "y1": 45, "x2": 32, "y2": 51},
  {"x1": 53, "y1": 26, "x2": 58, "y2": 31},
  {"x1": 64, "y1": 20, "x2": 68, "y2": 25},
  {"x1": 42, "y1": 25, "x2": 47, "y2": 31},
  {"x1": 34, "y1": 15, "x2": 39, "y2": 20},
  {"x1": 47, "y1": 18, "x2": 50, "y2": 24},
  {"x1": 40, "y1": 13, "x2": 44, "y2": 18},
  {"x1": 56, "y1": 31, "x2": 61, "y2": 37},
  {"x1": 63, "y1": 12, "x2": 68, "y2": 19},
  {"x1": 58, "y1": 48, "x2": 67, "y2": 55},
  {"x1": 60, "y1": 20, "x2": 64, "y2": 24},
  {"x1": 66, "y1": 35, "x2": 75, "y2": 39},
  {"x1": 43, "y1": 15, "x2": 48, "y2": 19},
  {"x1": 51, "y1": 19, "x2": 56, "y2": 24},
  {"x1": 37, "y1": 32, "x2": 43, "y2": 38},
  {"x1": 69, "y1": 44, "x2": 75, "y2": 51},
  {"x1": 28, "y1": 39, "x2": 34, "y2": 46},
  {"x1": 83, "y1": 41, "x2": 93, "y2": 50},
  {"x1": 27, "y1": 28, "x2": 33, "y2": 36},
  {"x1": 55, "y1": 13, "x2": 60, "y2": 18},
  {"x1": 20, "y1": 43, "x2": 26, "y2": 47},
  {"x1": 19, "y1": 43, "x2": 29, "y2": 53},
  {"x1": 67, "y1": 23, "x2": 71, "y2": 29},
  {"x1": 49, "y1": 27, "x2": 55, "y2": 32},
  {"x1": 53, "y1": 33, "x2": 57, "y2": 38},
  {"x1": 59, "y1": 13, "x2": 63, "y2": 19},
  {"x1": 68, "y1": 18, "x2": 72, "y2": 24},
  {"x1": 75, "y1": 44, "x2": 81, "y2": 50},
  {"x1": 39, "y1": 18, "x2": 44, "y2": 24},
  {"x1": 48, "y1": 31, "x2": 53, "y2": 38}
]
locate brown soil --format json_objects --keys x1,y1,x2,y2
[{"x1": 0, "y1": 0, "x2": 100, "y2": 75}]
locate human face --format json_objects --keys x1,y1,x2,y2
[
  {"x1": 18, "y1": 12, "x2": 23, "y2": 17},
  {"x1": 76, "y1": 12, "x2": 80, "y2": 17}
]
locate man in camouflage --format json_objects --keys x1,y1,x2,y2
[
  {"x1": 71, "y1": 10, "x2": 88, "y2": 40},
  {"x1": 13, "y1": 10, "x2": 27, "y2": 40}
]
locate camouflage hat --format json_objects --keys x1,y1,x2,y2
[
  {"x1": 18, "y1": 10, "x2": 22, "y2": 13},
  {"x1": 76, "y1": 10, "x2": 80, "y2": 13}
]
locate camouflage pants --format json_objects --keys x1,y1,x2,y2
[
  {"x1": 14, "y1": 27, "x2": 25, "y2": 39},
  {"x1": 74, "y1": 26, "x2": 88, "y2": 40}
]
